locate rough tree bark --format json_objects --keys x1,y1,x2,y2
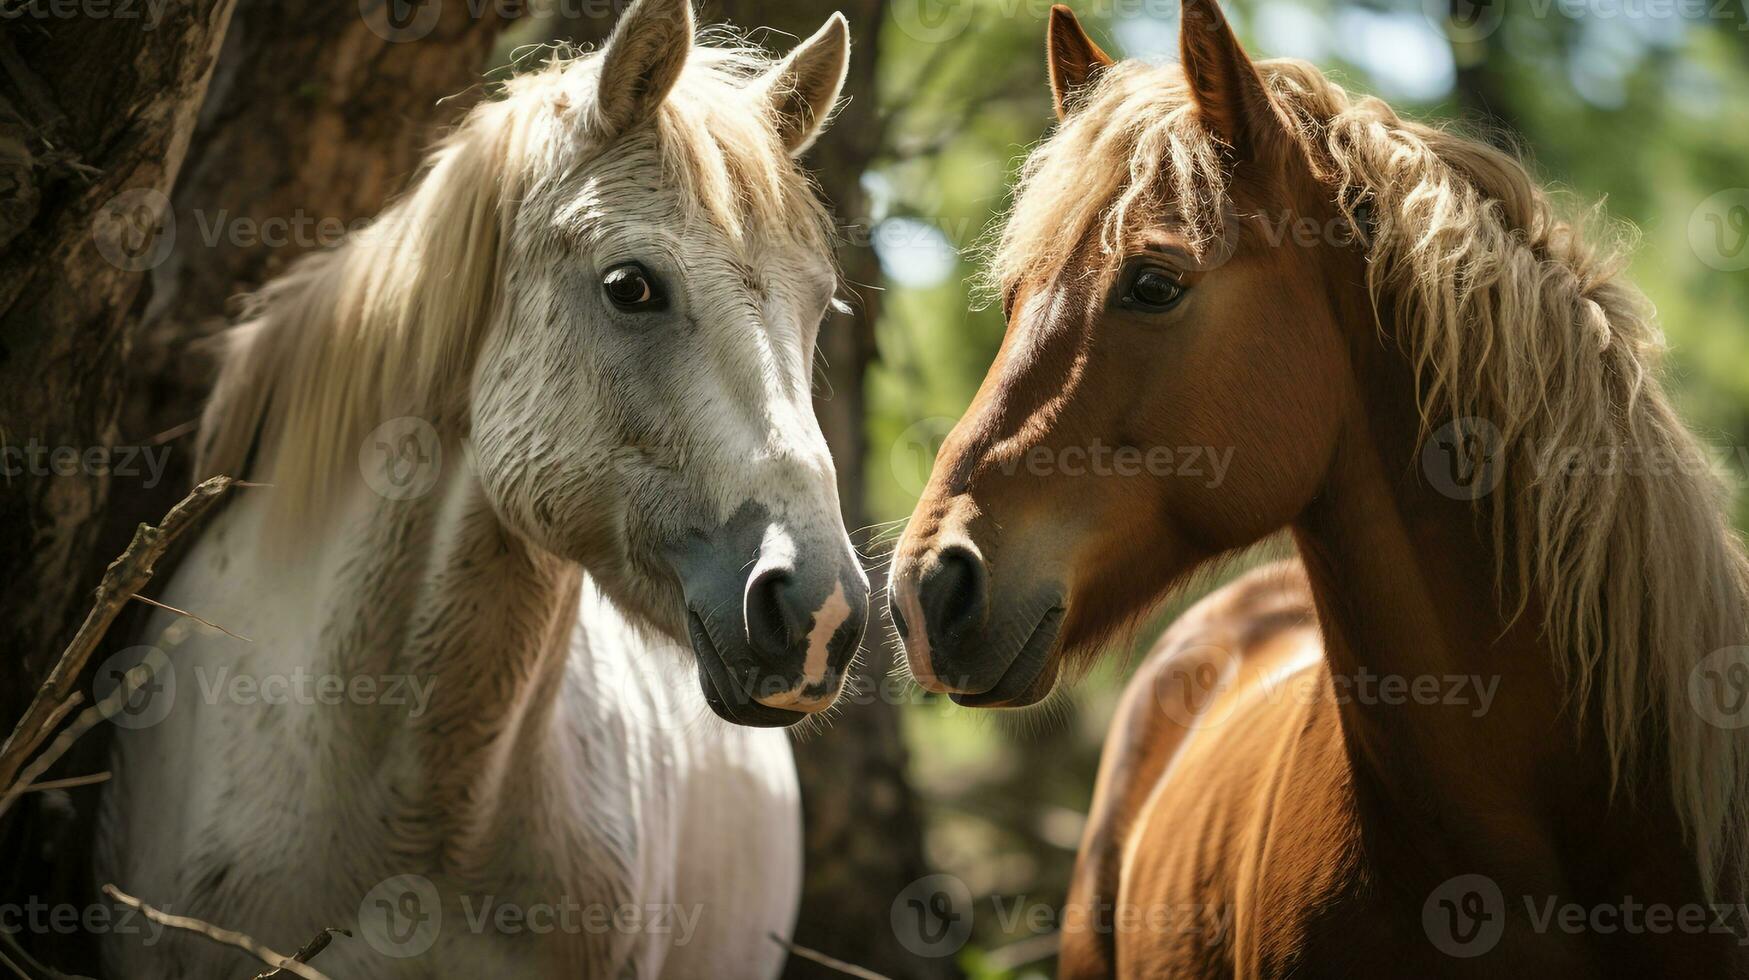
[
  {"x1": 1, "y1": 2, "x2": 514, "y2": 972},
  {"x1": 0, "y1": 0, "x2": 238, "y2": 802},
  {"x1": 0, "y1": 2, "x2": 238, "y2": 971}
]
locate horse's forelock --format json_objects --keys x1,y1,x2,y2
[{"x1": 981, "y1": 61, "x2": 1231, "y2": 309}]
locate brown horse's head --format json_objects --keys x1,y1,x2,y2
[{"x1": 889, "y1": 0, "x2": 1371, "y2": 705}]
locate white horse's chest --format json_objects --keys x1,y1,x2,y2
[{"x1": 95, "y1": 501, "x2": 800, "y2": 978}]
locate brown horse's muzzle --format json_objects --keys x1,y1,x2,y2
[{"x1": 889, "y1": 538, "x2": 1065, "y2": 707}]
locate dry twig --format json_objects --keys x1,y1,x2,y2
[
  {"x1": 12, "y1": 771, "x2": 110, "y2": 794},
  {"x1": 0, "y1": 946, "x2": 27, "y2": 980},
  {"x1": 0, "y1": 476, "x2": 236, "y2": 794},
  {"x1": 0, "y1": 929, "x2": 90, "y2": 979},
  {"x1": 253, "y1": 929, "x2": 350, "y2": 980},
  {"x1": 0, "y1": 663, "x2": 151, "y2": 818},
  {"x1": 101, "y1": 885, "x2": 331, "y2": 980},
  {"x1": 128, "y1": 594, "x2": 251, "y2": 643},
  {"x1": 768, "y1": 933, "x2": 892, "y2": 980}
]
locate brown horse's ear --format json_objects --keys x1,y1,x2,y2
[
  {"x1": 1047, "y1": 5, "x2": 1114, "y2": 120},
  {"x1": 1177, "y1": 0, "x2": 1287, "y2": 160}
]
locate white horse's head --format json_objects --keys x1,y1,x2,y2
[
  {"x1": 202, "y1": 0, "x2": 869, "y2": 726},
  {"x1": 474, "y1": 1, "x2": 869, "y2": 727}
]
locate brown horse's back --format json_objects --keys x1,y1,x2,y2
[{"x1": 1063, "y1": 560, "x2": 1370, "y2": 977}]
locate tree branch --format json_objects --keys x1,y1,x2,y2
[
  {"x1": 0, "y1": 476, "x2": 236, "y2": 794},
  {"x1": 101, "y1": 885, "x2": 331, "y2": 980}
]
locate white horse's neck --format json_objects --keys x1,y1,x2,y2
[{"x1": 286, "y1": 445, "x2": 584, "y2": 870}]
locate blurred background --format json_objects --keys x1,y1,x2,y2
[{"x1": 1, "y1": 0, "x2": 1745, "y2": 977}]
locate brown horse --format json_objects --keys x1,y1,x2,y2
[{"x1": 888, "y1": 1, "x2": 1749, "y2": 975}]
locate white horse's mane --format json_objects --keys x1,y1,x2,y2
[{"x1": 196, "y1": 34, "x2": 834, "y2": 527}]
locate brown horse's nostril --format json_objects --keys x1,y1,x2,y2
[
  {"x1": 919, "y1": 545, "x2": 988, "y2": 649},
  {"x1": 745, "y1": 567, "x2": 805, "y2": 666}
]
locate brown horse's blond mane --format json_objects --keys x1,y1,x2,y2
[{"x1": 994, "y1": 57, "x2": 1749, "y2": 898}]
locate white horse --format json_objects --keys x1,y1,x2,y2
[{"x1": 95, "y1": 1, "x2": 868, "y2": 975}]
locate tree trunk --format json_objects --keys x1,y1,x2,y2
[
  {"x1": 0, "y1": 0, "x2": 238, "y2": 808},
  {"x1": 1, "y1": 3, "x2": 513, "y2": 972},
  {"x1": 0, "y1": 2, "x2": 238, "y2": 970}
]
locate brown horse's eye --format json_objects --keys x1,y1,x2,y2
[
  {"x1": 1122, "y1": 267, "x2": 1186, "y2": 312},
  {"x1": 602, "y1": 263, "x2": 665, "y2": 311}
]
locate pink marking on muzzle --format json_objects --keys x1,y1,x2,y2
[
  {"x1": 756, "y1": 580, "x2": 851, "y2": 711},
  {"x1": 802, "y1": 580, "x2": 850, "y2": 686}
]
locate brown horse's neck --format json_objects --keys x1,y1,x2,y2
[{"x1": 1288, "y1": 338, "x2": 1725, "y2": 942}]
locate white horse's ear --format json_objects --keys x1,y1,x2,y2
[
  {"x1": 594, "y1": 0, "x2": 694, "y2": 137},
  {"x1": 756, "y1": 12, "x2": 850, "y2": 156}
]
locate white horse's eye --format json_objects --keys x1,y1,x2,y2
[{"x1": 602, "y1": 263, "x2": 666, "y2": 311}]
